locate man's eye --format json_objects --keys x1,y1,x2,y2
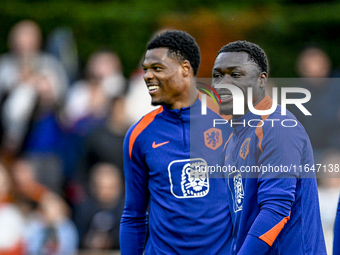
[
  {"x1": 154, "y1": 67, "x2": 162, "y2": 71},
  {"x1": 232, "y1": 72, "x2": 241, "y2": 77},
  {"x1": 213, "y1": 73, "x2": 222, "y2": 78},
  {"x1": 142, "y1": 68, "x2": 147, "y2": 73}
]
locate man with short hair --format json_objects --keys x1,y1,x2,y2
[
  {"x1": 120, "y1": 30, "x2": 233, "y2": 254},
  {"x1": 212, "y1": 40, "x2": 326, "y2": 254}
]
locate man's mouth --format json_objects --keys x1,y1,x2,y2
[
  {"x1": 219, "y1": 94, "x2": 233, "y2": 103},
  {"x1": 214, "y1": 86, "x2": 233, "y2": 104},
  {"x1": 147, "y1": 84, "x2": 160, "y2": 93}
]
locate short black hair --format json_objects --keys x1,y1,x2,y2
[
  {"x1": 147, "y1": 30, "x2": 201, "y2": 76},
  {"x1": 217, "y1": 40, "x2": 268, "y2": 74}
]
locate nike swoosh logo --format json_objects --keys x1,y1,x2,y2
[
  {"x1": 225, "y1": 154, "x2": 230, "y2": 161},
  {"x1": 152, "y1": 141, "x2": 169, "y2": 149}
]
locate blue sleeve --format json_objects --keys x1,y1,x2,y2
[
  {"x1": 120, "y1": 126, "x2": 150, "y2": 255},
  {"x1": 237, "y1": 234, "x2": 269, "y2": 255},
  {"x1": 239, "y1": 123, "x2": 306, "y2": 254},
  {"x1": 334, "y1": 194, "x2": 340, "y2": 255}
]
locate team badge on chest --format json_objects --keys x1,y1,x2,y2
[
  {"x1": 204, "y1": 128, "x2": 223, "y2": 150},
  {"x1": 168, "y1": 158, "x2": 209, "y2": 198},
  {"x1": 239, "y1": 138, "x2": 251, "y2": 160}
]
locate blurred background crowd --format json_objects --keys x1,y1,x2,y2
[{"x1": 0, "y1": 0, "x2": 340, "y2": 254}]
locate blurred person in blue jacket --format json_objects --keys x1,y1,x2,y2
[
  {"x1": 24, "y1": 192, "x2": 78, "y2": 255},
  {"x1": 73, "y1": 163, "x2": 124, "y2": 250}
]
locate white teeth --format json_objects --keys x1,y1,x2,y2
[
  {"x1": 220, "y1": 95, "x2": 232, "y2": 100},
  {"x1": 148, "y1": 85, "x2": 159, "y2": 91}
]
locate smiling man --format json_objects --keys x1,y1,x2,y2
[
  {"x1": 212, "y1": 41, "x2": 326, "y2": 255},
  {"x1": 120, "y1": 30, "x2": 233, "y2": 254}
]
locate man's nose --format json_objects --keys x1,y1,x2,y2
[
  {"x1": 218, "y1": 75, "x2": 231, "y2": 85},
  {"x1": 144, "y1": 69, "x2": 154, "y2": 81},
  {"x1": 212, "y1": 75, "x2": 230, "y2": 88}
]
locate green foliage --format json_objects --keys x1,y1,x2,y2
[
  {"x1": 0, "y1": 0, "x2": 340, "y2": 77},
  {"x1": 246, "y1": 3, "x2": 340, "y2": 77}
]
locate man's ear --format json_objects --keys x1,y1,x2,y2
[
  {"x1": 181, "y1": 60, "x2": 191, "y2": 77},
  {"x1": 258, "y1": 72, "x2": 268, "y2": 88}
]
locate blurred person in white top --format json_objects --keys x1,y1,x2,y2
[
  {"x1": 64, "y1": 50, "x2": 126, "y2": 127},
  {"x1": 125, "y1": 66, "x2": 158, "y2": 125},
  {"x1": 124, "y1": 28, "x2": 171, "y2": 125},
  {"x1": 0, "y1": 19, "x2": 68, "y2": 99},
  {"x1": 0, "y1": 20, "x2": 68, "y2": 154}
]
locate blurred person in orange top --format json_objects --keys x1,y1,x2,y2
[
  {"x1": 11, "y1": 158, "x2": 49, "y2": 215},
  {"x1": 10, "y1": 158, "x2": 79, "y2": 254},
  {"x1": 0, "y1": 164, "x2": 25, "y2": 255}
]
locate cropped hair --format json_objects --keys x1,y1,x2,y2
[
  {"x1": 147, "y1": 30, "x2": 201, "y2": 76},
  {"x1": 218, "y1": 40, "x2": 268, "y2": 73}
]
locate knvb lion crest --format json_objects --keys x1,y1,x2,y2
[
  {"x1": 204, "y1": 128, "x2": 222, "y2": 150},
  {"x1": 168, "y1": 158, "x2": 209, "y2": 199},
  {"x1": 239, "y1": 138, "x2": 251, "y2": 160}
]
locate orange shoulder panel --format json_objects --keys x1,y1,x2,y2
[{"x1": 129, "y1": 107, "x2": 163, "y2": 159}]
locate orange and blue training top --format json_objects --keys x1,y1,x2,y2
[
  {"x1": 120, "y1": 97, "x2": 233, "y2": 254},
  {"x1": 224, "y1": 95, "x2": 326, "y2": 255}
]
